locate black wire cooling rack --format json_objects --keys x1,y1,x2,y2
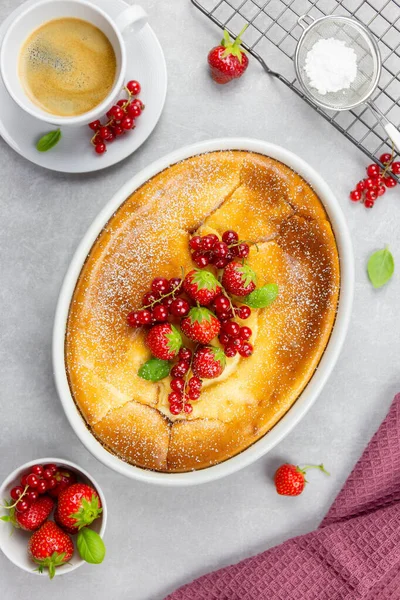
[{"x1": 191, "y1": 0, "x2": 400, "y2": 173}]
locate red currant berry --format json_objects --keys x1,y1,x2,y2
[
  {"x1": 168, "y1": 391, "x2": 182, "y2": 404},
  {"x1": 163, "y1": 296, "x2": 175, "y2": 310},
  {"x1": 95, "y1": 143, "x2": 106, "y2": 154},
  {"x1": 218, "y1": 311, "x2": 233, "y2": 321},
  {"x1": 224, "y1": 343, "x2": 237, "y2": 357},
  {"x1": 364, "y1": 198, "x2": 374, "y2": 209},
  {"x1": 239, "y1": 326, "x2": 252, "y2": 340},
  {"x1": 31, "y1": 465, "x2": 43, "y2": 476},
  {"x1": 187, "y1": 388, "x2": 201, "y2": 401},
  {"x1": 42, "y1": 468, "x2": 54, "y2": 480},
  {"x1": 239, "y1": 341, "x2": 253, "y2": 357},
  {"x1": 219, "y1": 332, "x2": 230, "y2": 345},
  {"x1": 143, "y1": 291, "x2": 160, "y2": 306},
  {"x1": 200, "y1": 235, "x2": 215, "y2": 251},
  {"x1": 88, "y1": 119, "x2": 101, "y2": 131},
  {"x1": 168, "y1": 277, "x2": 182, "y2": 293},
  {"x1": 214, "y1": 295, "x2": 231, "y2": 313},
  {"x1": 170, "y1": 297, "x2": 190, "y2": 317},
  {"x1": 127, "y1": 102, "x2": 141, "y2": 118},
  {"x1": 189, "y1": 236, "x2": 202, "y2": 250},
  {"x1": 10, "y1": 486, "x2": 24, "y2": 500},
  {"x1": 43, "y1": 464, "x2": 57, "y2": 474},
  {"x1": 183, "y1": 403, "x2": 193, "y2": 414},
  {"x1": 178, "y1": 348, "x2": 192, "y2": 362},
  {"x1": 99, "y1": 126, "x2": 111, "y2": 140},
  {"x1": 365, "y1": 189, "x2": 377, "y2": 202},
  {"x1": 170, "y1": 378, "x2": 185, "y2": 393},
  {"x1": 121, "y1": 116, "x2": 134, "y2": 130},
  {"x1": 131, "y1": 98, "x2": 145, "y2": 110},
  {"x1": 109, "y1": 105, "x2": 125, "y2": 121},
  {"x1": 384, "y1": 176, "x2": 397, "y2": 188},
  {"x1": 126, "y1": 80, "x2": 141, "y2": 95},
  {"x1": 350, "y1": 190, "x2": 361, "y2": 202},
  {"x1": 222, "y1": 230, "x2": 239, "y2": 245},
  {"x1": 127, "y1": 311, "x2": 141, "y2": 328},
  {"x1": 364, "y1": 178, "x2": 375, "y2": 189},
  {"x1": 113, "y1": 124, "x2": 124, "y2": 137},
  {"x1": 152, "y1": 277, "x2": 169, "y2": 294},
  {"x1": 169, "y1": 403, "x2": 183, "y2": 415},
  {"x1": 377, "y1": 185, "x2": 386, "y2": 197},
  {"x1": 356, "y1": 180, "x2": 365, "y2": 192},
  {"x1": 138, "y1": 309, "x2": 153, "y2": 325},
  {"x1": 37, "y1": 480, "x2": 48, "y2": 494},
  {"x1": 231, "y1": 338, "x2": 242, "y2": 349},
  {"x1": 236, "y1": 243, "x2": 250, "y2": 258},
  {"x1": 380, "y1": 153, "x2": 392, "y2": 164},
  {"x1": 213, "y1": 257, "x2": 229, "y2": 269},
  {"x1": 153, "y1": 304, "x2": 169, "y2": 322},
  {"x1": 236, "y1": 305, "x2": 251, "y2": 320},
  {"x1": 26, "y1": 490, "x2": 39, "y2": 502},
  {"x1": 16, "y1": 500, "x2": 29, "y2": 513},
  {"x1": 116, "y1": 99, "x2": 127, "y2": 107},
  {"x1": 193, "y1": 253, "x2": 209, "y2": 268},
  {"x1": 47, "y1": 477, "x2": 57, "y2": 490},
  {"x1": 26, "y1": 474, "x2": 39, "y2": 488},
  {"x1": 391, "y1": 161, "x2": 400, "y2": 175},
  {"x1": 213, "y1": 241, "x2": 228, "y2": 259},
  {"x1": 188, "y1": 376, "x2": 202, "y2": 389},
  {"x1": 366, "y1": 163, "x2": 380, "y2": 178},
  {"x1": 222, "y1": 321, "x2": 240, "y2": 337}
]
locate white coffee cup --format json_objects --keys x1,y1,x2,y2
[{"x1": 0, "y1": 0, "x2": 147, "y2": 126}]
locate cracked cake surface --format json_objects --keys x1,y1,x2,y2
[{"x1": 65, "y1": 150, "x2": 340, "y2": 472}]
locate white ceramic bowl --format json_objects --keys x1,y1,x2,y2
[
  {"x1": 0, "y1": 458, "x2": 107, "y2": 576},
  {"x1": 53, "y1": 138, "x2": 354, "y2": 486}
]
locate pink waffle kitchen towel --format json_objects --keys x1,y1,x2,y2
[{"x1": 167, "y1": 394, "x2": 400, "y2": 600}]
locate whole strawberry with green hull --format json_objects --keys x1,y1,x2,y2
[
  {"x1": 181, "y1": 307, "x2": 220, "y2": 344},
  {"x1": 193, "y1": 346, "x2": 226, "y2": 379},
  {"x1": 15, "y1": 496, "x2": 54, "y2": 531},
  {"x1": 183, "y1": 269, "x2": 222, "y2": 306},
  {"x1": 222, "y1": 261, "x2": 256, "y2": 296},
  {"x1": 57, "y1": 483, "x2": 102, "y2": 532},
  {"x1": 54, "y1": 507, "x2": 78, "y2": 535},
  {"x1": 208, "y1": 26, "x2": 249, "y2": 84},
  {"x1": 146, "y1": 323, "x2": 182, "y2": 360},
  {"x1": 48, "y1": 468, "x2": 77, "y2": 498},
  {"x1": 274, "y1": 463, "x2": 330, "y2": 496},
  {"x1": 28, "y1": 521, "x2": 74, "y2": 579}
]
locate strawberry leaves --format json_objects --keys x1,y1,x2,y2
[
  {"x1": 210, "y1": 346, "x2": 226, "y2": 368},
  {"x1": 237, "y1": 263, "x2": 256, "y2": 288},
  {"x1": 191, "y1": 269, "x2": 220, "y2": 291},
  {"x1": 166, "y1": 324, "x2": 182, "y2": 354},
  {"x1": 243, "y1": 284, "x2": 279, "y2": 309},
  {"x1": 187, "y1": 307, "x2": 215, "y2": 324},
  {"x1": 70, "y1": 495, "x2": 102, "y2": 530},
  {"x1": 138, "y1": 358, "x2": 171, "y2": 381},
  {"x1": 34, "y1": 551, "x2": 67, "y2": 579},
  {"x1": 77, "y1": 528, "x2": 106, "y2": 564}
]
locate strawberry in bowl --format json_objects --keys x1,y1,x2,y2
[{"x1": 0, "y1": 458, "x2": 107, "y2": 578}]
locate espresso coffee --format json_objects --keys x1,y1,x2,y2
[{"x1": 19, "y1": 18, "x2": 117, "y2": 116}]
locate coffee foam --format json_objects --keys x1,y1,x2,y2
[{"x1": 19, "y1": 18, "x2": 117, "y2": 116}]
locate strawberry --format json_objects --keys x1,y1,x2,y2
[
  {"x1": 28, "y1": 521, "x2": 74, "y2": 579},
  {"x1": 274, "y1": 463, "x2": 329, "y2": 496},
  {"x1": 54, "y1": 507, "x2": 77, "y2": 535},
  {"x1": 48, "y1": 468, "x2": 77, "y2": 498},
  {"x1": 208, "y1": 26, "x2": 249, "y2": 84},
  {"x1": 183, "y1": 269, "x2": 222, "y2": 306},
  {"x1": 15, "y1": 496, "x2": 54, "y2": 531},
  {"x1": 181, "y1": 307, "x2": 220, "y2": 344},
  {"x1": 57, "y1": 483, "x2": 102, "y2": 531},
  {"x1": 146, "y1": 323, "x2": 182, "y2": 360},
  {"x1": 222, "y1": 261, "x2": 256, "y2": 296},
  {"x1": 193, "y1": 346, "x2": 226, "y2": 379}
]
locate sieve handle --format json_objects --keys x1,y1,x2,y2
[
  {"x1": 367, "y1": 101, "x2": 400, "y2": 153},
  {"x1": 384, "y1": 123, "x2": 400, "y2": 153},
  {"x1": 298, "y1": 14, "x2": 315, "y2": 30}
]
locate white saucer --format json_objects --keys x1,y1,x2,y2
[{"x1": 0, "y1": 0, "x2": 167, "y2": 173}]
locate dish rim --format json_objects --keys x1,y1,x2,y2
[{"x1": 53, "y1": 138, "x2": 354, "y2": 486}]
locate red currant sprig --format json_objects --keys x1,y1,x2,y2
[
  {"x1": 168, "y1": 347, "x2": 201, "y2": 415},
  {"x1": 88, "y1": 80, "x2": 145, "y2": 155},
  {"x1": 350, "y1": 151, "x2": 399, "y2": 209},
  {"x1": 189, "y1": 229, "x2": 254, "y2": 269},
  {"x1": 127, "y1": 276, "x2": 191, "y2": 327},
  {"x1": 1, "y1": 463, "x2": 58, "y2": 514}
]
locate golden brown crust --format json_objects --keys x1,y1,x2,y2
[{"x1": 65, "y1": 151, "x2": 340, "y2": 472}]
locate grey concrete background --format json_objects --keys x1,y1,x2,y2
[{"x1": 0, "y1": 1, "x2": 399, "y2": 598}]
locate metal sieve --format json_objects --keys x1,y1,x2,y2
[{"x1": 295, "y1": 15, "x2": 400, "y2": 151}]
